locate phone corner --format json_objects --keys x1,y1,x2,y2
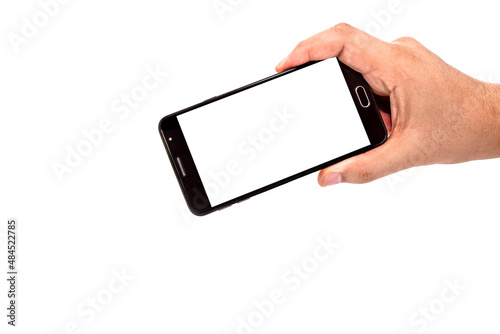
[
  {"x1": 377, "y1": 128, "x2": 388, "y2": 147},
  {"x1": 187, "y1": 204, "x2": 211, "y2": 217},
  {"x1": 158, "y1": 115, "x2": 168, "y2": 134}
]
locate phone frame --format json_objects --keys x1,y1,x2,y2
[{"x1": 159, "y1": 59, "x2": 387, "y2": 215}]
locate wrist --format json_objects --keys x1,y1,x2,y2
[{"x1": 469, "y1": 81, "x2": 500, "y2": 160}]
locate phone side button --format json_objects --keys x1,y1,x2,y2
[
  {"x1": 203, "y1": 96, "x2": 219, "y2": 104},
  {"x1": 355, "y1": 86, "x2": 370, "y2": 108}
]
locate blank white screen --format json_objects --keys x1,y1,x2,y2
[{"x1": 178, "y1": 59, "x2": 370, "y2": 207}]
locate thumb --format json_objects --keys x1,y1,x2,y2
[{"x1": 318, "y1": 135, "x2": 414, "y2": 186}]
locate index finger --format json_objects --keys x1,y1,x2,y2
[{"x1": 275, "y1": 23, "x2": 388, "y2": 80}]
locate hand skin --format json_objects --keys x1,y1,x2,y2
[{"x1": 275, "y1": 23, "x2": 500, "y2": 186}]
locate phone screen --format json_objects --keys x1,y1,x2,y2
[{"x1": 177, "y1": 58, "x2": 370, "y2": 207}]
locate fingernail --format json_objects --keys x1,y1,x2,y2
[
  {"x1": 276, "y1": 56, "x2": 288, "y2": 70},
  {"x1": 322, "y1": 172, "x2": 342, "y2": 186}
]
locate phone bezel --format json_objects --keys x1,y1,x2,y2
[{"x1": 159, "y1": 59, "x2": 387, "y2": 215}]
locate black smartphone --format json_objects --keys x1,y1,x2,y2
[{"x1": 159, "y1": 58, "x2": 387, "y2": 215}]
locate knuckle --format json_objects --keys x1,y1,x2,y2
[
  {"x1": 356, "y1": 169, "x2": 375, "y2": 184},
  {"x1": 293, "y1": 40, "x2": 309, "y2": 54},
  {"x1": 348, "y1": 165, "x2": 376, "y2": 184},
  {"x1": 295, "y1": 40, "x2": 306, "y2": 50},
  {"x1": 393, "y1": 36, "x2": 418, "y2": 45},
  {"x1": 332, "y1": 22, "x2": 353, "y2": 33}
]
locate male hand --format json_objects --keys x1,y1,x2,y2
[{"x1": 276, "y1": 23, "x2": 500, "y2": 186}]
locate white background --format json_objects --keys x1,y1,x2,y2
[{"x1": 1, "y1": 0, "x2": 500, "y2": 333}]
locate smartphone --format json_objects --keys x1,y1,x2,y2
[{"x1": 159, "y1": 58, "x2": 387, "y2": 215}]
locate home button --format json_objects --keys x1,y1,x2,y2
[{"x1": 355, "y1": 86, "x2": 370, "y2": 108}]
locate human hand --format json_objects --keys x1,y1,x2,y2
[{"x1": 276, "y1": 23, "x2": 500, "y2": 186}]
